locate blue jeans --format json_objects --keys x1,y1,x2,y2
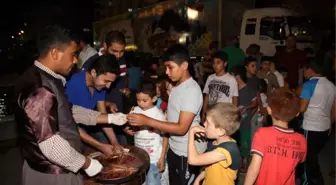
[
  {"x1": 116, "y1": 134, "x2": 127, "y2": 145},
  {"x1": 81, "y1": 125, "x2": 128, "y2": 145},
  {"x1": 144, "y1": 163, "x2": 161, "y2": 185},
  {"x1": 90, "y1": 131, "x2": 109, "y2": 144}
]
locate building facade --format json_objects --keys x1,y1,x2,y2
[{"x1": 94, "y1": 0, "x2": 168, "y2": 21}]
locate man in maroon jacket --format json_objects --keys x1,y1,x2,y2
[{"x1": 274, "y1": 34, "x2": 306, "y2": 89}]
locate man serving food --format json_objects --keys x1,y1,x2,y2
[{"x1": 12, "y1": 25, "x2": 127, "y2": 185}]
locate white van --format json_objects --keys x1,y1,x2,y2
[{"x1": 239, "y1": 8, "x2": 314, "y2": 56}]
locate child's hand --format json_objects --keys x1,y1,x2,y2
[
  {"x1": 127, "y1": 113, "x2": 150, "y2": 127},
  {"x1": 190, "y1": 126, "x2": 206, "y2": 142},
  {"x1": 124, "y1": 126, "x2": 136, "y2": 136},
  {"x1": 240, "y1": 107, "x2": 247, "y2": 114},
  {"x1": 157, "y1": 158, "x2": 165, "y2": 172},
  {"x1": 191, "y1": 126, "x2": 206, "y2": 134}
]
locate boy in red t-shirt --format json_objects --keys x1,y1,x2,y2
[{"x1": 244, "y1": 88, "x2": 307, "y2": 185}]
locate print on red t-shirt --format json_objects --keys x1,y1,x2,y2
[{"x1": 251, "y1": 126, "x2": 307, "y2": 185}]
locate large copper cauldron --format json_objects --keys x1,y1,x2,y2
[{"x1": 84, "y1": 145, "x2": 150, "y2": 185}]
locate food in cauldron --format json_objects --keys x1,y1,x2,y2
[
  {"x1": 97, "y1": 153, "x2": 143, "y2": 168},
  {"x1": 86, "y1": 147, "x2": 148, "y2": 184},
  {"x1": 98, "y1": 164, "x2": 138, "y2": 180}
]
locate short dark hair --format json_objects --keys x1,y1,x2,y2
[
  {"x1": 268, "y1": 88, "x2": 300, "y2": 122},
  {"x1": 244, "y1": 56, "x2": 257, "y2": 66},
  {"x1": 105, "y1": 31, "x2": 126, "y2": 46},
  {"x1": 303, "y1": 60, "x2": 323, "y2": 74},
  {"x1": 162, "y1": 44, "x2": 190, "y2": 65},
  {"x1": 79, "y1": 31, "x2": 91, "y2": 44},
  {"x1": 212, "y1": 51, "x2": 228, "y2": 62},
  {"x1": 37, "y1": 25, "x2": 79, "y2": 58},
  {"x1": 137, "y1": 82, "x2": 156, "y2": 98},
  {"x1": 249, "y1": 43, "x2": 260, "y2": 50},
  {"x1": 87, "y1": 54, "x2": 120, "y2": 76},
  {"x1": 261, "y1": 56, "x2": 273, "y2": 63},
  {"x1": 231, "y1": 66, "x2": 247, "y2": 83}
]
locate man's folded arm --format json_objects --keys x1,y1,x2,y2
[{"x1": 23, "y1": 87, "x2": 86, "y2": 172}]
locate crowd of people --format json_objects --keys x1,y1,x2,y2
[{"x1": 12, "y1": 24, "x2": 335, "y2": 185}]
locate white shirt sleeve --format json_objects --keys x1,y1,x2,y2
[
  {"x1": 38, "y1": 134, "x2": 86, "y2": 173},
  {"x1": 231, "y1": 77, "x2": 239, "y2": 97},
  {"x1": 203, "y1": 75, "x2": 212, "y2": 94},
  {"x1": 277, "y1": 73, "x2": 285, "y2": 87}
]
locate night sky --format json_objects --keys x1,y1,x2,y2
[{"x1": 0, "y1": 0, "x2": 94, "y2": 48}]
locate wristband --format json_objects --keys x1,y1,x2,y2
[{"x1": 108, "y1": 114, "x2": 113, "y2": 124}]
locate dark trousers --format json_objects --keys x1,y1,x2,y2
[
  {"x1": 301, "y1": 129, "x2": 329, "y2": 185},
  {"x1": 167, "y1": 149, "x2": 200, "y2": 185}
]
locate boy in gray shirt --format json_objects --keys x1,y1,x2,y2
[
  {"x1": 128, "y1": 44, "x2": 206, "y2": 185},
  {"x1": 231, "y1": 66, "x2": 258, "y2": 172}
]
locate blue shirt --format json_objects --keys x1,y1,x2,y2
[
  {"x1": 156, "y1": 97, "x2": 163, "y2": 109},
  {"x1": 66, "y1": 71, "x2": 106, "y2": 109}
]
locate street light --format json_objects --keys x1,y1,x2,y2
[
  {"x1": 21, "y1": 30, "x2": 24, "y2": 34},
  {"x1": 11, "y1": 36, "x2": 14, "y2": 39},
  {"x1": 187, "y1": 7, "x2": 198, "y2": 20}
]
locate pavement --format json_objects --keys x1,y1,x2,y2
[{"x1": 0, "y1": 139, "x2": 23, "y2": 185}]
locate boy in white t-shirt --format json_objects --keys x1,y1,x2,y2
[
  {"x1": 300, "y1": 61, "x2": 336, "y2": 185},
  {"x1": 125, "y1": 82, "x2": 168, "y2": 185},
  {"x1": 203, "y1": 51, "x2": 239, "y2": 119},
  {"x1": 127, "y1": 44, "x2": 206, "y2": 185}
]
